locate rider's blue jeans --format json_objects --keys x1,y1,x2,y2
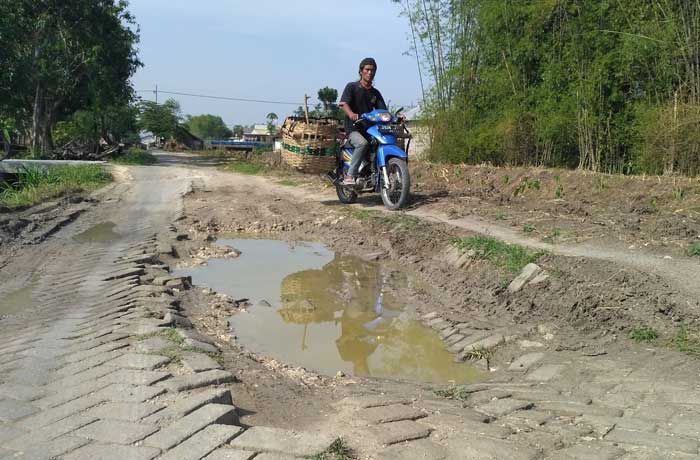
[{"x1": 347, "y1": 131, "x2": 369, "y2": 178}]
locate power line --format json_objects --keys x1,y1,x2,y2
[{"x1": 135, "y1": 89, "x2": 308, "y2": 106}]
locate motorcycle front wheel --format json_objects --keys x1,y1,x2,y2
[{"x1": 380, "y1": 157, "x2": 410, "y2": 210}]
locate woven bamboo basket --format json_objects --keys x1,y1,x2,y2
[{"x1": 281, "y1": 116, "x2": 339, "y2": 173}]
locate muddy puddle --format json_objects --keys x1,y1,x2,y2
[
  {"x1": 73, "y1": 222, "x2": 121, "y2": 243},
  {"x1": 175, "y1": 238, "x2": 483, "y2": 384}
]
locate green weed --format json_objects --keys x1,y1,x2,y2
[
  {"x1": 112, "y1": 148, "x2": 157, "y2": 165},
  {"x1": 226, "y1": 161, "x2": 267, "y2": 175},
  {"x1": 502, "y1": 175, "x2": 510, "y2": 185},
  {"x1": 495, "y1": 210, "x2": 506, "y2": 220},
  {"x1": 555, "y1": 185, "x2": 563, "y2": 199},
  {"x1": 314, "y1": 438, "x2": 355, "y2": 460},
  {"x1": 462, "y1": 346, "x2": 491, "y2": 361},
  {"x1": 629, "y1": 327, "x2": 658, "y2": 343},
  {"x1": 434, "y1": 385, "x2": 471, "y2": 401},
  {"x1": 673, "y1": 327, "x2": 700, "y2": 358},
  {"x1": 0, "y1": 165, "x2": 111, "y2": 210},
  {"x1": 160, "y1": 327, "x2": 185, "y2": 345},
  {"x1": 544, "y1": 228, "x2": 561, "y2": 243},
  {"x1": 688, "y1": 242, "x2": 700, "y2": 257},
  {"x1": 277, "y1": 179, "x2": 298, "y2": 186},
  {"x1": 674, "y1": 187, "x2": 686, "y2": 201},
  {"x1": 523, "y1": 223, "x2": 535, "y2": 234},
  {"x1": 451, "y1": 235, "x2": 544, "y2": 273}
]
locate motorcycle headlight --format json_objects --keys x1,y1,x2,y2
[{"x1": 378, "y1": 112, "x2": 392, "y2": 123}]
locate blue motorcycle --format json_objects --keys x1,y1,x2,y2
[{"x1": 327, "y1": 109, "x2": 411, "y2": 210}]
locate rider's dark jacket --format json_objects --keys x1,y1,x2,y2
[{"x1": 340, "y1": 81, "x2": 387, "y2": 134}]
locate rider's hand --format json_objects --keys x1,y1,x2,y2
[
  {"x1": 350, "y1": 112, "x2": 359, "y2": 121},
  {"x1": 398, "y1": 113, "x2": 406, "y2": 123}
]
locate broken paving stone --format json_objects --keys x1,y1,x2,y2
[
  {"x1": 525, "y1": 364, "x2": 566, "y2": 382},
  {"x1": 182, "y1": 352, "x2": 223, "y2": 372},
  {"x1": 359, "y1": 404, "x2": 427, "y2": 424},
  {"x1": 367, "y1": 420, "x2": 432, "y2": 446},
  {"x1": 132, "y1": 337, "x2": 171, "y2": 353},
  {"x1": 508, "y1": 263, "x2": 543, "y2": 293},
  {"x1": 374, "y1": 438, "x2": 448, "y2": 460},
  {"x1": 162, "y1": 311, "x2": 193, "y2": 328},
  {"x1": 106, "y1": 353, "x2": 171, "y2": 370},
  {"x1": 475, "y1": 398, "x2": 534, "y2": 417},
  {"x1": 160, "y1": 369, "x2": 234, "y2": 392},
  {"x1": 229, "y1": 426, "x2": 335, "y2": 457}
]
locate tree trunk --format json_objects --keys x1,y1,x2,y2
[{"x1": 30, "y1": 82, "x2": 46, "y2": 154}]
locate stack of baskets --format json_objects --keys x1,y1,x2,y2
[{"x1": 281, "y1": 117, "x2": 339, "y2": 173}]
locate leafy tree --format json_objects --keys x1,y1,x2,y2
[
  {"x1": 54, "y1": 101, "x2": 139, "y2": 147},
  {"x1": 0, "y1": 0, "x2": 141, "y2": 154},
  {"x1": 232, "y1": 125, "x2": 245, "y2": 138},
  {"x1": 184, "y1": 114, "x2": 232, "y2": 140},
  {"x1": 317, "y1": 87, "x2": 341, "y2": 118},
  {"x1": 139, "y1": 99, "x2": 181, "y2": 140},
  {"x1": 266, "y1": 112, "x2": 278, "y2": 135},
  {"x1": 395, "y1": 0, "x2": 700, "y2": 176}
]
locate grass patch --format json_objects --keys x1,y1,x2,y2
[
  {"x1": 673, "y1": 327, "x2": 700, "y2": 358},
  {"x1": 111, "y1": 148, "x2": 157, "y2": 165},
  {"x1": 434, "y1": 385, "x2": 470, "y2": 401},
  {"x1": 277, "y1": 179, "x2": 298, "y2": 186},
  {"x1": 629, "y1": 326, "x2": 658, "y2": 343},
  {"x1": 226, "y1": 161, "x2": 268, "y2": 175},
  {"x1": 345, "y1": 208, "x2": 379, "y2": 221},
  {"x1": 314, "y1": 438, "x2": 355, "y2": 460},
  {"x1": 689, "y1": 242, "x2": 700, "y2": 257},
  {"x1": 378, "y1": 212, "x2": 421, "y2": 230},
  {"x1": 523, "y1": 223, "x2": 535, "y2": 234},
  {"x1": 160, "y1": 327, "x2": 185, "y2": 345},
  {"x1": 0, "y1": 165, "x2": 111, "y2": 210},
  {"x1": 451, "y1": 235, "x2": 544, "y2": 273},
  {"x1": 461, "y1": 346, "x2": 491, "y2": 361}
]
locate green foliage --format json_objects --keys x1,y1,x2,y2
[
  {"x1": 674, "y1": 187, "x2": 686, "y2": 201},
  {"x1": 314, "y1": 438, "x2": 354, "y2": 460},
  {"x1": 434, "y1": 385, "x2": 471, "y2": 401},
  {"x1": 398, "y1": 1, "x2": 700, "y2": 176},
  {"x1": 689, "y1": 242, "x2": 700, "y2": 257},
  {"x1": 523, "y1": 223, "x2": 535, "y2": 234},
  {"x1": 451, "y1": 235, "x2": 544, "y2": 273},
  {"x1": 232, "y1": 125, "x2": 245, "y2": 138},
  {"x1": 139, "y1": 99, "x2": 181, "y2": 139},
  {"x1": 629, "y1": 327, "x2": 658, "y2": 343},
  {"x1": 1, "y1": 165, "x2": 111, "y2": 210},
  {"x1": 185, "y1": 114, "x2": 232, "y2": 140},
  {"x1": 673, "y1": 327, "x2": 700, "y2": 358},
  {"x1": 226, "y1": 161, "x2": 268, "y2": 175},
  {"x1": 53, "y1": 102, "x2": 140, "y2": 146},
  {"x1": 0, "y1": 0, "x2": 141, "y2": 153},
  {"x1": 112, "y1": 148, "x2": 157, "y2": 165}
]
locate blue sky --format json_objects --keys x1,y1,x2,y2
[{"x1": 128, "y1": 0, "x2": 423, "y2": 126}]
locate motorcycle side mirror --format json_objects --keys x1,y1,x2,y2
[{"x1": 395, "y1": 107, "x2": 404, "y2": 115}]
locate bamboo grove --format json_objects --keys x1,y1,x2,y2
[{"x1": 395, "y1": 1, "x2": 700, "y2": 176}]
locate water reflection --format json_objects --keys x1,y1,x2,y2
[{"x1": 177, "y1": 239, "x2": 483, "y2": 384}]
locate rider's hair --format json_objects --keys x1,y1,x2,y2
[{"x1": 358, "y1": 57, "x2": 377, "y2": 76}]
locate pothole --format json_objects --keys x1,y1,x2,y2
[
  {"x1": 73, "y1": 221, "x2": 121, "y2": 243},
  {"x1": 175, "y1": 238, "x2": 484, "y2": 384}
]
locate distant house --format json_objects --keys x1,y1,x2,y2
[
  {"x1": 243, "y1": 125, "x2": 278, "y2": 145},
  {"x1": 139, "y1": 131, "x2": 158, "y2": 149}
]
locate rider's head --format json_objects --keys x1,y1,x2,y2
[{"x1": 358, "y1": 57, "x2": 377, "y2": 82}]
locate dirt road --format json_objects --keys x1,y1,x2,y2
[{"x1": 2, "y1": 151, "x2": 700, "y2": 459}]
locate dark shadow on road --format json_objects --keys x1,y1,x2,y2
[
  {"x1": 153, "y1": 151, "x2": 229, "y2": 168},
  {"x1": 320, "y1": 189, "x2": 450, "y2": 210}
]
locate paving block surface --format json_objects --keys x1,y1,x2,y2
[
  {"x1": 157, "y1": 424, "x2": 244, "y2": 460},
  {"x1": 73, "y1": 419, "x2": 159, "y2": 445},
  {"x1": 229, "y1": 426, "x2": 335, "y2": 457},
  {"x1": 144, "y1": 403, "x2": 237, "y2": 450},
  {"x1": 61, "y1": 443, "x2": 161, "y2": 460},
  {"x1": 359, "y1": 404, "x2": 427, "y2": 424},
  {"x1": 366, "y1": 420, "x2": 432, "y2": 446}
]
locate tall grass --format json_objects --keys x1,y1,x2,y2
[
  {"x1": 0, "y1": 165, "x2": 111, "y2": 210},
  {"x1": 452, "y1": 235, "x2": 544, "y2": 273}
]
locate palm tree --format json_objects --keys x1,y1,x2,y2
[{"x1": 266, "y1": 112, "x2": 278, "y2": 137}]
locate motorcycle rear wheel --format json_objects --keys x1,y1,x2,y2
[
  {"x1": 336, "y1": 168, "x2": 358, "y2": 204},
  {"x1": 380, "y1": 157, "x2": 410, "y2": 210}
]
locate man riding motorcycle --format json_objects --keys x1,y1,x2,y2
[{"x1": 339, "y1": 57, "x2": 389, "y2": 186}]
